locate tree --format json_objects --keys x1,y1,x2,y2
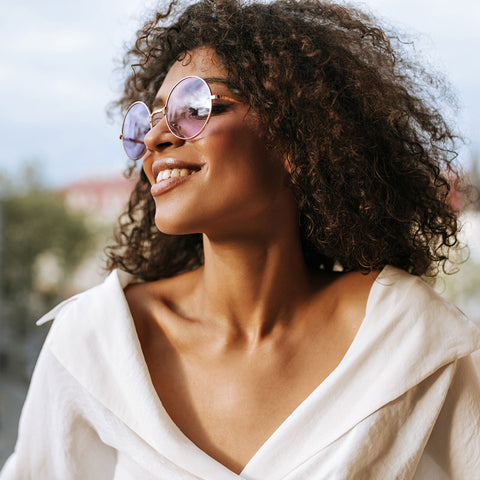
[{"x1": 0, "y1": 184, "x2": 91, "y2": 337}]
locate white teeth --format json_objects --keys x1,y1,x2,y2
[{"x1": 156, "y1": 168, "x2": 195, "y2": 183}]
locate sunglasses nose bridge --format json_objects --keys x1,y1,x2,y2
[
  {"x1": 143, "y1": 105, "x2": 186, "y2": 154},
  {"x1": 150, "y1": 107, "x2": 166, "y2": 129}
]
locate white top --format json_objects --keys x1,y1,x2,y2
[{"x1": 1, "y1": 266, "x2": 480, "y2": 479}]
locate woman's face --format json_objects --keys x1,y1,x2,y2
[{"x1": 143, "y1": 46, "x2": 296, "y2": 238}]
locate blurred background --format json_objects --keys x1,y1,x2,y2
[{"x1": 0, "y1": 0, "x2": 479, "y2": 465}]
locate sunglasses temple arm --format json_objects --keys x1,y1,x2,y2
[
  {"x1": 119, "y1": 134, "x2": 145, "y2": 145},
  {"x1": 211, "y1": 94, "x2": 242, "y2": 104}
]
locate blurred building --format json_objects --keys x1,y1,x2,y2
[
  {"x1": 60, "y1": 176, "x2": 136, "y2": 224},
  {"x1": 58, "y1": 175, "x2": 136, "y2": 293}
]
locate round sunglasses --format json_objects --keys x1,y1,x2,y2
[{"x1": 120, "y1": 75, "x2": 242, "y2": 160}]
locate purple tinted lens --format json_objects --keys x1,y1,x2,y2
[
  {"x1": 166, "y1": 77, "x2": 211, "y2": 139},
  {"x1": 122, "y1": 102, "x2": 150, "y2": 159}
]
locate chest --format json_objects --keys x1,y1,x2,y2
[{"x1": 142, "y1": 331, "x2": 352, "y2": 475}]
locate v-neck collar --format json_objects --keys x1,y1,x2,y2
[
  {"x1": 241, "y1": 266, "x2": 480, "y2": 478},
  {"x1": 41, "y1": 267, "x2": 480, "y2": 479}
]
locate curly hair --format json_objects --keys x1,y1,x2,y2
[{"x1": 106, "y1": 0, "x2": 464, "y2": 281}]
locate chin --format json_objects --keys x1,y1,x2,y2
[{"x1": 154, "y1": 214, "x2": 199, "y2": 236}]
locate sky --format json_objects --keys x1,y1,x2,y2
[{"x1": 0, "y1": 0, "x2": 479, "y2": 187}]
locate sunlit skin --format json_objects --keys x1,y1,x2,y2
[{"x1": 125, "y1": 46, "x2": 379, "y2": 475}]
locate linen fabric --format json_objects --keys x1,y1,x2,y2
[{"x1": 1, "y1": 266, "x2": 480, "y2": 479}]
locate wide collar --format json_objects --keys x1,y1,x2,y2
[{"x1": 39, "y1": 267, "x2": 480, "y2": 479}]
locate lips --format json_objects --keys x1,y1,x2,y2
[
  {"x1": 150, "y1": 158, "x2": 202, "y2": 196},
  {"x1": 152, "y1": 158, "x2": 202, "y2": 182},
  {"x1": 156, "y1": 168, "x2": 196, "y2": 183}
]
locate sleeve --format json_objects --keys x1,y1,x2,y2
[
  {"x1": 0, "y1": 324, "x2": 116, "y2": 479},
  {"x1": 415, "y1": 354, "x2": 480, "y2": 479}
]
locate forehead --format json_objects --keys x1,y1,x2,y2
[{"x1": 157, "y1": 47, "x2": 227, "y2": 99}]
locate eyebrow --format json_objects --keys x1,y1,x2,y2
[{"x1": 151, "y1": 76, "x2": 238, "y2": 109}]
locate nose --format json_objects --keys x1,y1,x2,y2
[
  {"x1": 143, "y1": 115, "x2": 185, "y2": 154},
  {"x1": 142, "y1": 115, "x2": 186, "y2": 186}
]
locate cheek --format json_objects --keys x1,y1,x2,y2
[
  {"x1": 204, "y1": 118, "x2": 286, "y2": 190},
  {"x1": 200, "y1": 129, "x2": 290, "y2": 224}
]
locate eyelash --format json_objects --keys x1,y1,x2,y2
[{"x1": 211, "y1": 102, "x2": 233, "y2": 115}]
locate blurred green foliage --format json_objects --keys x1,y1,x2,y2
[{"x1": 0, "y1": 166, "x2": 92, "y2": 336}]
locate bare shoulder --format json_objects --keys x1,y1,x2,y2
[
  {"x1": 338, "y1": 269, "x2": 381, "y2": 304},
  {"x1": 337, "y1": 269, "x2": 381, "y2": 327},
  {"x1": 125, "y1": 267, "x2": 200, "y2": 310},
  {"x1": 311, "y1": 269, "x2": 381, "y2": 332},
  {"x1": 124, "y1": 268, "x2": 202, "y2": 344}
]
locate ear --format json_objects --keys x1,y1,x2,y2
[
  {"x1": 283, "y1": 154, "x2": 294, "y2": 175},
  {"x1": 281, "y1": 155, "x2": 296, "y2": 187}
]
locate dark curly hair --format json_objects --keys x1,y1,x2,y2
[{"x1": 106, "y1": 0, "x2": 464, "y2": 281}]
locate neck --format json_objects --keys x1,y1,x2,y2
[{"x1": 196, "y1": 226, "x2": 314, "y2": 343}]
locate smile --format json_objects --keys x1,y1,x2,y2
[
  {"x1": 150, "y1": 165, "x2": 201, "y2": 197},
  {"x1": 156, "y1": 168, "x2": 197, "y2": 183}
]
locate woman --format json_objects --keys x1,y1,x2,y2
[{"x1": 2, "y1": 0, "x2": 479, "y2": 478}]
